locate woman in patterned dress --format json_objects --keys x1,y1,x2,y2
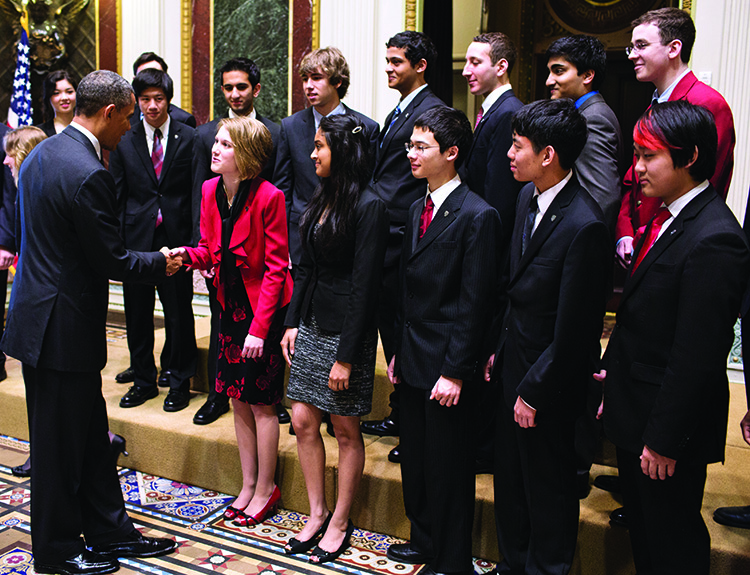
[
  {"x1": 172, "y1": 116, "x2": 292, "y2": 527},
  {"x1": 280, "y1": 115, "x2": 388, "y2": 562}
]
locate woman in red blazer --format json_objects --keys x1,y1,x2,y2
[{"x1": 172, "y1": 116, "x2": 292, "y2": 527}]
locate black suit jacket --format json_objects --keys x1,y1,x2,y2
[
  {"x1": 371, "y1": 86, "x2": 445, "y2": 267},
  {"x1": 110, "y1": 117, "x2": 199, "y2": 247},
  {"x1": 131, "y1": 102, "x2": 196, "y2": 128},
  {"x1": 497, "y1": 177, "x2": 611, "y2": 417},
  {"x1": 603, "y1": 186, "x2": 750, "y2": 463},
  {"x1": 193, "y1": 113, "x2": 279, "y2": 194},
  {"x1": 394, "y1": 182, "x2": 501, "y2": 389},
  {"x1": 459, "y1": 88, "x2": 524, "y2": 241},
  {"x1": 284, "y1": 188, "x2": 388, "y2": 364},
  {"x1": 1, "y1": 126, "x2": 166, "y2": 371},
  {"x1": 274, "y1": 105, "x2": 379, "y2": 265},
  {"x1": 0, "y1": 124, "x2": 15, "y2": 252}
]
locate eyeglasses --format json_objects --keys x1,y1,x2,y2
[
  {"x1": 625, "y1": 41, "x2": 654, "y2": 56},
  {"x1": 404, "y1": 143, "x2": 440, "y2": 154}
]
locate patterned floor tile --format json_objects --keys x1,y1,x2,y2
[
  {"x1": 0, "y1": 489, "x2": 30, "y2": 507},
  {"x1": 0, "y1": 547, "x2": 33, "y2": 575}
]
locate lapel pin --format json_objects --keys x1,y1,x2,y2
[
  {"x1": 444, "y1": 210, "x2": 449, "y2": 217},
  {"x1": 550, "y1": 214, "x2": 557, "y2": 221},
  {"x1": 671, "y1": 229, "x2": 676, "y2": 235}
]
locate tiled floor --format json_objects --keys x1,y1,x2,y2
[{"x1": 0, "y1": 435, "x2": 495, "y2": 575}]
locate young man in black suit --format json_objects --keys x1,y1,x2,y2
[
  {"x1": 274, "y1": 46, "x2": 379, "y2": 269},
  {"x1": 2, "y1": 69, "x2": 179, "y2": 575},
  {"x1": 111, "y1": 68, "x2": 199, "y2": 413},
  {"x1": 489, "y1": 99, "x2": 611, "y2": 575},
  {"x1": 360, "y1": 31, "x2": 445, "y2": 459},
  {"x1": 191, "y1": 57, "x2": 281, "y2": 425},
  {"x1": 598, "y1": 102, "x2": 750, "y2": 575},
  {"x1": 386, "y1": 107, "x2": 500, "y2": 575},
  {"x1": 131, "y1": 51, "x2": 196, "y2": 128}
]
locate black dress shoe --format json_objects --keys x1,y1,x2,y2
[
  {"x1": 193, "y1": 399, "x2": 230, "y2": 425},
  {"x1": 157, "y1": 370, "x2": 172, "y2": 388},
  {"x1": 714, "y1": 504, "x2": 750, "y2": 529},
  {"x1": 388, "y1": 445, "x2": 401, "y2": 464},
  {"x1": 594, "y1": 474, "x2": 622, "y2": 494},
  {"x1": 119, "y1": 386, "x2": 158, "y2": 408},
  {"x1": 276, "y1": 403, "x2": 291, "y2": 424},
  {"x1": 91, "y1": 534, "x2": 177, "y2": 558},
  {"x1": 0, "y1": 365, "x2": 7, "y2": 382},
  {"x1": 361, "y1": 417, "x2": 399, "y2": 437},
  {"x1": 11, "y1": 464, "x2": 31, "y2": 477},
  {"x1": 35, "y1": 550, "x2": 119, "y2": 575},
  {"x1": 163, "y1": 389, "x2": 190, "y2": 412},
  {"x1": 114, "y1": 367, "x2": 135, "y2": 384},
  {"x1": 609, "y1": 507, "x2": 628, "y2": 528},
  {"x1": 386, "y1": 542, "x2": 430, "y2": 564}
]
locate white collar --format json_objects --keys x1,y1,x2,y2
[
  {"x1": 70, "y1": 121, "x2": 102, "y2": 160},
  {"x1": 482, "y1": 83, "x2": 513, "y2": 114}
]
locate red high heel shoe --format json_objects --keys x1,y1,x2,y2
[{"x1": 232, "y1": 485, "x2": 281, "y2": 527}]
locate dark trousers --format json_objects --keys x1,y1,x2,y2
[
  {"x1": 24, "y1": 364, "x2": 134, "y2": 563},
  {"x1": 0, "y1": 268, "x2": 6, "y2": 369},
  {"x1": 377, "y1": 264, "x2": 400, "y2": 419},
  {"x1": 494, "y1": 405, "x2": 579, "y2": 575},
  {"x1": 617, "y1": 447, "x2": 709, "y2": 575},
  {"x1": 124, "y1": 228, "x2": 196, "y2": 391},
  {"x1": 399, "y1": 381, "x2": 477, "y2": 574}
]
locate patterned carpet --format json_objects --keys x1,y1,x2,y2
[{"x1": 0, "y1": 435, "x2": 495, "y2": 575}]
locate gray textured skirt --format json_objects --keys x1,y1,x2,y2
[{"x1": 286, "y1": 310, "x2": 376, "y2": 416}]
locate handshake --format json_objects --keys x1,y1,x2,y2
[{"x1": 160, "y1": 246, "x2": 184, "y2": 276}]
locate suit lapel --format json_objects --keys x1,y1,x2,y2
[
  {"x1": 375, "y1": 88, "x2": 432, "y2": 171},
  {"x1": 131, "y1": 122, "x2": 159, "y2": 186},
  {"x1": 409, "y1": 183, "x2": 466, "y2": 260},
  {"x1": 467, "y1": 89, "x2": 515, "y2": 159},
  {"x1": 668, "y1": 71, "x2": 698, "y2": 102},
  {"x1": 159, "y1": 120, "x2": 184, "y2": 185}
]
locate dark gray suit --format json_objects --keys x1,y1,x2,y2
[
  {"x1": 394, "y1": 182, "x2": 500, "y2": 574},
  {"x1": 1, "y1": 125, "x2": 166, "y2": 563},
  {"x1": 575, "y1": 92, "x2": 623, "y2": 232},
  {"x1": 274, "y1": 105, "x2": 379, "y2": 265}
]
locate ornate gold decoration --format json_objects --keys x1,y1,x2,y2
[
  {"x1": 405, "y1": 0, "x2": 418, "y2": 31},
  {"x1": 116, "y1": 0, "x2": 121, "y2": 73},
  {"x1": 95, "y1": 0, "x2": 99, "y2": 68},
  {"x1": 181, "y1": 0, "x2": 191, "y2": 113},
  {"x1": 312, "y1": 0, "x2": 320, "y2": 50}
]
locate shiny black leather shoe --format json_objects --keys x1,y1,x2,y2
[
  {"x1": 609, "y1": 507, "x2": 628, "y2": 528},
  {"x1": 163, "y1": 389, "x2": 190, "y2": 412},
  {"x1": 361, "y1": 417, "x2": 399, "y2": 437},
  {"x1": 386, "y1": 542, "x2": 430, "y2": 564},
  {"x1": 594, "y1": 474, "x2": 622, "y2": 494},
  {"x1": 91, "y1": 534, "x2": 177, "y2": 558},
  {"x1": 114, "y1": 367, "x2": 135, "y2": 384},
  {"x1": 387, "y1": 445, "x2": 401, "y2": 464},
  {"x1": 0, "y1": 365, "x2": 7, "y2": 382},
  {"x1": 714, "y1": 504, "x2": 750, "y2": 529},
  {"x1": 157, "y1": 370, "x2": 172, "y2": 388},
  {"x1": 119, "y1": 386, "x2": 158, "y2": 408},
  {"x1": 276, "y1": 404, "x2": 291, "y2": 424},
  {"x1": 193, "y1": 399, "x2": 229, "y2": 425},
  {"x1": 11, "y1": 458, "x2": 31, "y2": 477},
  {"x1": 34, "y1": 550, "x2": 119, "y2": 575}
]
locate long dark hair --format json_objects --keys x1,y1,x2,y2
[
  {"x1": 42, "y1": 70, "x2": 78, "y2": 122},
  {"x1": 299, "y1": 114, "x2": 372, "y2": 252}
]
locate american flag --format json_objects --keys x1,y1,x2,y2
[{"x1": 7, "y1": 8, "x2": 33, "y2": 128}]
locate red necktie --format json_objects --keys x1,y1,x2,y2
[
  {"x1": 632, "y1": 206, "x2": 671, "y2": 272},
  {"x1": 152, "y1": 128, "x2": 164, "y2": 179},
  {"x1": 475, "y1": 109, "x2": 484, "y2": 130},
  {"x1": 419, "y1": 196, "x2": 434, "y2": 239}
]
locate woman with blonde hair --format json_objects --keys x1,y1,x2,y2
[
  {"x1": 3, "y1": 126, "x2": 48, "y2": 183},
  {"x1": 171, "y1": 116, "x2": 292, "y2": 527}
]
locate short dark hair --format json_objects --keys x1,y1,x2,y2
[
  {"x1": 633, "y1": 101, "x2": 717, "y2": 182},
  {"x1": 219, "y1": 57, "x2": 261, "y2": 87},
  {"x1": 42, "y1": 70, "x2": 78, "y2": 122},
  {"x1": 386, "y1": 31, "x2": 437, "y2": 72},
  {"x1": 546, "y1": 35, "x2": 607, "y2": 90},
  {"x1": 413, "y1": 106, "x2": 472, "y2": 168},
  {"x1": 511, "y1": 99, "x2": 588, "y2": 171},
  {"x1": 473, "y1": 32, "x2": 517, "y2": 74},
  {"x1": 132, "y1": 68, "x2": 173, "y2": 102},
  {"x1": 75, "y1": 70, "x2": 134, "y2": 118},
  {"x1": 299, "y1": 47, "x2": 350, "y2": 99},
  {"x1": 132, "y1": 52, "x2": 168, "y2": 75},
  {"x1": 632, "y1": 7, "x2": 695, "y2": 63}
]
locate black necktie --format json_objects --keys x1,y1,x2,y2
[{"x1": 522, "y1": 194, "x2": 539, "y2": 256}]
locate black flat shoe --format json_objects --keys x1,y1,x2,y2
[
  {"x1": 34, "y1": 550, "x2": 119, "y2": 575},
  {"x1": 193, "y1": 399, "x2": 230, "y2": 425},
  {"x1": 11, "y1": 456, "x2": 31, "y2": 477},
  {"x1": 388, "y1": 445, "x2": 401, "y2": 464},
  {"x1": 163, "y1": 389, "x2": 190, "y2": 412},
  {"x1": 115, "y1": 367, "x2": 135, "y2": 384},
  {"x1": 157, "y1": 370, "x2": 172, "y2": 388},
  {"x1": 276, "y1": 403, "x2": 291, "y2": 424},
  {"x1": 309, "y1": 519, "x2": 354, "y2": 564},
  {"x1": 284, "y1": 512, "x2": 332, "y2": 555},
  {"x1": 360, "y1": 417, "x2": 399, "y2": 437},
  {"x1": 91, "y1": 534, "x2": 177, "y2": 558},
  {"x1": 119, "y1": 386, "x2": 158, "y2": 408}
]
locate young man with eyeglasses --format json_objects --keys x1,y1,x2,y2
[{"x1": 615, "y1": 7, "x2": 735, "y2": 269}]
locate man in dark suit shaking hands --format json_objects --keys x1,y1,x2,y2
[
  {"x1": 1, "y1": 70, "x2": 180, "y2": 575},
  {"x1": 598, "y1": 102, "x2": 750, "y2": 575},
  {"x1": 490, "y1": 99, "x2": 611, "y2": 575},
  {"x1": 386, "y1": 107, "x2": 500, "y2": 575}
]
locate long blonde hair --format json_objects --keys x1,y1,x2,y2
[{"x1": 3, "y1": 126, "x2": 48, "y2": 170}]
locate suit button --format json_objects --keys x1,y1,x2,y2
[
  {"x1": 373, "y1": 178, "x2": 378, "y2": 184},
  {"x1": 405, "y1": 321, "x2": 411, "y2": 328}
]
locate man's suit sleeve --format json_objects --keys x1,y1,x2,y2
[
  {"x1": 441, "y1": 206, "x2": 501, "y2": 381},
  {"x1": 643, "y1": 232, "x2": 749, "y2": 459},
  {"x1": 273, "y1": 120, "x2": 294, "y2": 216},
  {"x1": 108, "y1": 146, "x2": 127, "y2": 236}
]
